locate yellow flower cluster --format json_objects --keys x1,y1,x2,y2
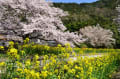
[
  {"x1": 7, "y1": 48, "x2": 20, "y2": 60},
  {"x1": 0, "y1": 62, "x2": 5, "y2": 67},
  {"x1": 22, "y1": 42, "x2": 73, "y2": 55},
  {"x1": 0, "y1": 46, "x2": 4, "y2": 50}
]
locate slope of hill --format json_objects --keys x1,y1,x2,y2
[{"x1": 53, "y1": 0, "x2": 120, "y2": 48}]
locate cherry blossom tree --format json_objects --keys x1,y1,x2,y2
[
  {"x1": 79, "y1": 25, "x2": 115, "y2": 47},
  {"x1": 0, "y1": 0, "x2": 86, "y2": 47}
]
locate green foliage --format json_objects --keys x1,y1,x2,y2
[
  {"x1": 74, "y1": 48, "x2": 120, "y2": 54},
  {"x1": 78, "y1": 43, "x2": 88, "y2": 48},
  {"x1": 92, "y1": 0, "x2": 120, "y2": 9}
]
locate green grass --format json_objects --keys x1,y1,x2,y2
[{"x1": 74, "y1": 48, "x2": 120, "y2": 54}]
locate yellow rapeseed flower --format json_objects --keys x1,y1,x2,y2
[
  {"x1": 44, "y1": 45, "x2": 50, "y2": 50},
  {"x1": 9, "y1": 41, "x2": 14, "y2": 46},
  {"x1": 75, "y1": 75, "x2": 79, "y2": 78},
  {"x1": 0, "y1": 46, "x2": 4, "y2": 50},
  {"x1": 30, "y1": 70, "x2": 35, "y2": 77},
  {"x1": 26, "y1": 38, "x2": 30, "y2": 42},
  {"x1": 25, "y1": 59, "x2": 31, "y2": 66},
  {"x1": 17, "y1": 68, "x2": 23, "y2": 72},
  {"x1": 64, "y1": 65, "x2": 69, "y2": 70},
  {"x1": 35, "y1": 54, "x2": 39, "y2": 60},
  {"x1": 9, "y1": 48, "x2": 18, "y2": 54},
  {"x1": 12, "y1": 78, "x2": 18, "y2": 79},
  {"x1": 75, "y1": 65, "x2": 81, "y2": 70},
  {"x1": 16, "y1": 61, "x2": 22, "y2": 67},
  {"x1": 57, "y1": 44, "x2": 62, "y2": 47},
  {"x1": 50, "y1": 58, "x2": 56, "y2": 64},
  {"x1": 43, "y1": 66, "x2": 46, "y2": 70},
  {"x1": 68, "y1": 60, "x2": 73, "y2": 66},
  {"x1": 54, "y1": 69, "x2": 58, "y2": 74},
  {"x1": 72, "y1": 52, "x2": 76, "y2": 56},
  {"x1": 0, "y1": 62, "x2": 5, "y2": 67},
  {"x1": 36, "y1": 61, "x2": 40, "y2": 64},
  {"x1": 35, "y1": 72, "x2": 40, "y2": 78},
  {"x1": 58, "y1": 75, "x2": 61, "y2": 79},
  {"x1": 41, "y1": 71, "x2": 48, "y2": 78},
  {"x1": 24, "y1": 68, "x2": 29, "y2": 73}
]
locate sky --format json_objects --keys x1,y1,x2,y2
[{"x1": 50, "y1": 0, "x2": 98, "y2": 4}]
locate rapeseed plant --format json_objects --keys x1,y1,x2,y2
[{"x1": 0, "y1": 41, "x2": 120, "y2": 79}]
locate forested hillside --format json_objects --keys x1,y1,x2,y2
[{"x1": 53, "y1": 0, "x2": 120, "y2": 48}]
